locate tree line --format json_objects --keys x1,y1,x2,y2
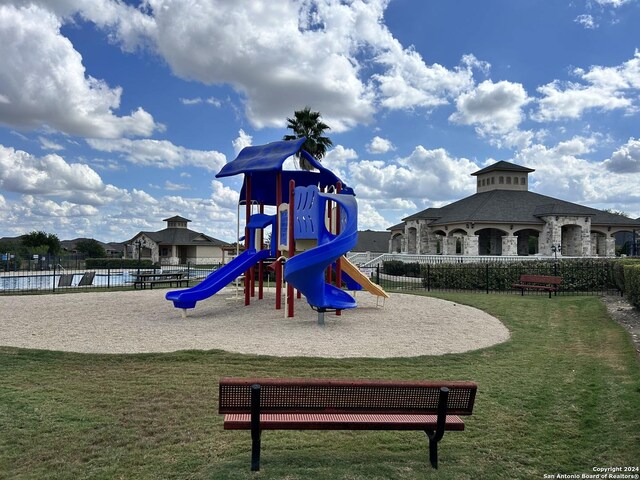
[{"x1": 0, "y1": 231, "x2": 106, "y2": 260}]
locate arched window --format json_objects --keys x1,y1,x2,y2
[
  {"x1": 499, "y1": 176, "x2": 504, "y2": 184},
  {"x1": 506, "y1": 177, "x2": 512, "y2": 184}
]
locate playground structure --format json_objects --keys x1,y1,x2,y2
[{"x1": 166, "y1": 138, "x2": 388, "y2": 323}]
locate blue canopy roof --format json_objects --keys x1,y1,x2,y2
[
  {"x1": 217, "y1": 138, "x2": 314, "y2": 177},
  {"x1": 215, "y1": 138, "x2": 353, "y2": 205}
]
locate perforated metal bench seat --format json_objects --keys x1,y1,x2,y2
[
  {"x1": 218, "y1": 377, "x2": 477, "y2": 471},
  {"x1": 223, "y1": 412, "x2": 466, "y2": 431},
  {"x1": 513, "y1": 274, "x2": 562, "y2": 298}
]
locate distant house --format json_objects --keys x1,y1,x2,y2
[
  {"x1": 61, "y1": 238, "x2": 124, "y2": 257},
  {"x1": 124, "y1": 216, "x2": 231, "y2": 265},
  {"x1": 389, "y1": 161, "x2": 640, "y2": 257}
]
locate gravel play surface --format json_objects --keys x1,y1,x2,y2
[{"x1": 1, "y1": 289, "x2": 510, "y2": 358}]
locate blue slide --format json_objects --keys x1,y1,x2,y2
[
  {"x1": 166, "y1": 248, "x2": 270, "y2": 309},
  {"x1": 284, "y1": 186, "x2": 358, "y2": 311}
]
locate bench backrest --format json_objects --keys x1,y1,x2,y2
[
  {"x1": 219, "y1": 378, "x2": 477, "y2": 416},
  {"x1": 519, "y1": 274, "x2": 561, "y2": 285}
]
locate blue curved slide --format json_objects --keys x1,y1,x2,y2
[
  {"x1": 166, "y1": 248, "x2": 270, "y2": 310},
  {"x1": 284, "y1": 187, "x2": 358, "y2": 310}
]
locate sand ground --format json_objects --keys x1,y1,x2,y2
[{"x1": 0, "y1": 288, "x2": 510, "y2": 358}]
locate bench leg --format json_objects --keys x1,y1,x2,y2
[
  {"x1": 425, "y1": 431, "x2": 438, "y2": 469},
  {"x1": 424, "y1": 386, "x2": 449, "y2": 469},
  {"x1": 250, "y1": 384, "x2": 261, "y2": 471},
  {"x1": 251, "y1": 429, "x2": 261, "y2": 471}
]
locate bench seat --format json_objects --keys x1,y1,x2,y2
[
  {"x1": 219, "y1": 377, "x2": 476, "y2": 471},
  {"x1": 134, "y1": 278, "x2": 188, "y2": 289},
  {"x1": 223, "y1": 413, "x2": 466, "y2": 431},
  {"x1": 512, "y1": 284, "x2": 556, "y2": 291},
  {"x1": 513, "y1": 274, "x2": 561, "y2": 298}
]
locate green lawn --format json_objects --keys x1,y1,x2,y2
[{"x1": 1, "y1": 293, "x2": 639, "y2": 479}]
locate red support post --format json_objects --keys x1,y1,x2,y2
[
  {"x1": 335, "y1": 182, "x2": 342, "y2": 316},
  {"x1": 287, "y1": 179, "x2": 295, "y2": 318}
]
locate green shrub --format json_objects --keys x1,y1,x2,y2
[
  {"x1": 612, "y1": 259, "x2": 640, "y2": 293},
  {"x1": 382, "y1": 260, "x2": 420, "y2": 277},
  {"x1": 382, "y1": 260, "x2": 403, "y2": 276},
  {"x1": 623, "y1": 264, "x2": 640, "y2": 307}
]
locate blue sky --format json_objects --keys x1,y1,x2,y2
[{"x1": 0, "y1": 0, "x2": 639, "y2": 243}]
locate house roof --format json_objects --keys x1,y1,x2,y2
[
  {"x1": 403, "y1": 190, "x2": 640, "y2": 228},
  {"x1": 61, "y1": 238, "x2": 124, "y2": 253},
  {"x1": 133, "y1": 228, "x2": 230, "y2": 247},
  {"x1": 353, "y1": 230, "x2": 390, "y2": 253},
  {"x1": 471, "y1": 160, "x2": 535, "y2": 176},
  {"x1": 387, "y1": 222, "x2": 405, "y2": 231}
]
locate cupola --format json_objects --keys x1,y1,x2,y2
[{"x1": 471, "y1": 161, "x2": 534, "y2": 193}]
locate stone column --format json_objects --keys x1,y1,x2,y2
[
  {"x1": 427, "y1": 234, "x2": 439, "y2": 255},
  {"x1": 463, "y1": 235, "x2": 479, "y2": 256},
  {"x1": 605, "y1": 236, "x2": 616, "y2": 257},
  {"x1": 581, "y1": 229, "x2": 592, "y2": 256},
  {"x1": 597, "y1": 235, "x2": 607, "y2": 256},
  {"x1": 501, "y1": 235, "x2": 518, "y2": 256},
  {"x1": 443, "y1": 236, "x2": 457, "y2": 255},
  {"x1": 539, "y1": 217, "x2": 561, "y2": 256}
]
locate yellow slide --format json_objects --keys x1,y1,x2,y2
[{"x1": 339, "y1": 256, "x2": 390, "y2": 299}]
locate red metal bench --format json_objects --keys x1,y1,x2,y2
[
  {"x1": 219, "y1": 377, "x2": 477, "y2": 471},
  {"x1": 512, "y1": 274, "x2": 562, "y2": 298}
]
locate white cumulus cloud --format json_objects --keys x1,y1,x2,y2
[
  {"x1": 232, "y1": 130, "x2": 253, "y2": 155},
  {"x1": 86, "y1": 138, "x2": 227, "y2": 171},
  {"x1": 604, "y1": 137, "x2": 640, "y2": 173},
  {"x1": 534, "y1": 50, "x2": 640, "y2": 121},
  {"x1": 367, "y1": 136, "x2": 395, "y2": 154},
  {"x1": 450, "y1": 80, "x2": 530, "y2": 136},
  {"x1": 0, "y1": 4, "x2": 161, "y2": 139}
]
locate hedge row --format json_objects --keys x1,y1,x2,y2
[{"x1": 382, "y1": 258, "x2": 621, "y2": 292}]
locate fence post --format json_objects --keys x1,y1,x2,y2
[
  {"x1": 187, "y1": 262, "x2": 191, "y2": 287},
  {"x1": 376, "y1": 264, "x2": 380, "y2": 285},
  {"x1": 52, "y1": 262, "x2": 56, "y2": 293},
  {"x1": 107, "y1": 266, "x2": 111, "y2": 289},
  {"x1": 486, "y1": 263, "x2": 489, "y2": 294},
  {"x1": 427, "y1": 264, "x2": 431, "y2": 292}
]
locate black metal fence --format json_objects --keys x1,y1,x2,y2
[
  {"x1": 0, "y1": 255, "x2": 217, "y2": 295},
  {"x1": 373, "y1": 260, "x2": 621, "y2": 296},
  {"x1": 1, "y1": 253, "x2": 623, "y2": 297}
]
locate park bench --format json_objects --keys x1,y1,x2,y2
[
  {"x1": 133, "y1": 272, "x2": 187, "y2": 289},
  {"x1": 512, "y1": 274, "x2": 562, "y2": 298},
  {"x1": 218, "y1": 377, "x2": 477, "y2": 471}
]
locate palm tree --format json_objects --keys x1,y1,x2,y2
[{"x1": 283, "y1": 107, "x2": 333, "y2": 170}]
